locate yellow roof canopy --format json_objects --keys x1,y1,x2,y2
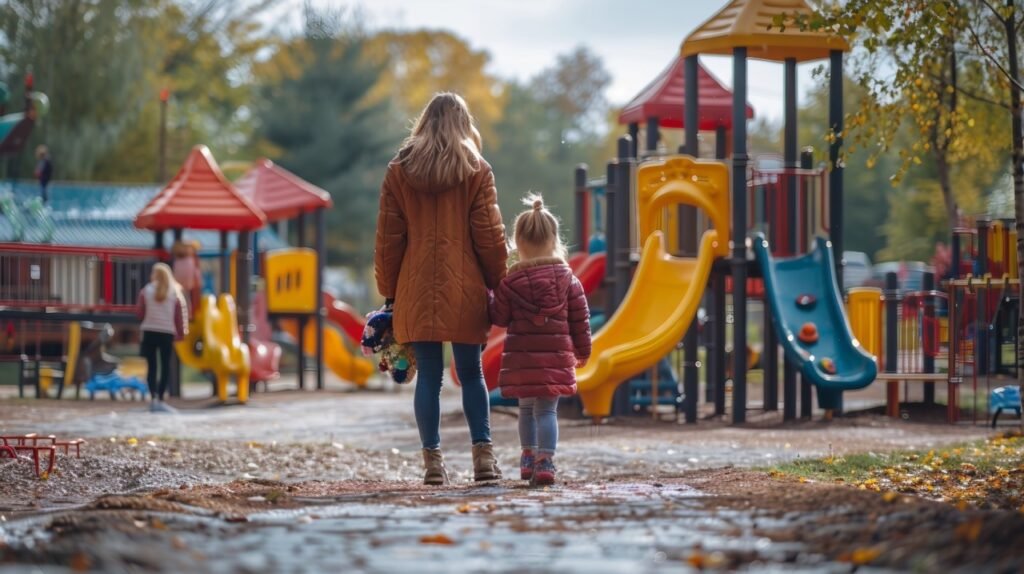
[{"x1": 682, "y1": 0, "x2": 849, "y2": 63}]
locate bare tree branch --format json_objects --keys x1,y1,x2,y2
[
  {"x1": 976, "y1": 0, "x2": 1007, "y2": 22},
  {"x1": 965, "y1": 17, "x2": 1024, "y2": 91}
]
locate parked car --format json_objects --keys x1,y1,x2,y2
[
  {"x1": 866, "y1": 261, "x2": 935, "y2": 293},
  {"x1": 842, "y1": 251, "x2": 872, "y2": 288}
]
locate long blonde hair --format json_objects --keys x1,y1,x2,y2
[
  {"x1": 151, "y1": 262, "x2": 179, "y2": 303},
  {"x1": 398, "y1": 92, "x2": 482, "y2": 188},
  {"x1": 512, "y1": 193, "x2": 567, "y2": 259}
]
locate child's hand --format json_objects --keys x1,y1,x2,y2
[{"x1": 575, "y1": 358, "x2": 588, "y2": 368}]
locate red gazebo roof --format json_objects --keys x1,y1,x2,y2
[
  {"x1": 234, "y1": 159, "x2": 333, "y2": 222},
  {"x1": 134, "y1": 145, "x2": 266, "y2": 231},
  {"x1": 619, "y1": 56, "x2": 754, "y2": 130}
]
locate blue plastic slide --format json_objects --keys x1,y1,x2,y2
[{"x1": 752, "y1": 233, "x2": 877, "y2": 410}]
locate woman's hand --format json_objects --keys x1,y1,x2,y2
[{"x1": 575, "y1": 358, "x2": 588, "y2": 368}]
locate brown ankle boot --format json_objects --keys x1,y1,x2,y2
[
  {"x1": 472, "y1": 442, "x2": 502, "y2": 481},
  {"x1": 422, "y1": 448, "x2": 449, "y2": 486}
]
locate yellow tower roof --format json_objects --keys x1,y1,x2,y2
[{"x1": 682, "y1": 0, "x2": 849, "y2": 62}]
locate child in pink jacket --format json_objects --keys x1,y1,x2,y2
[{"x1": 490, "y1": 194, "x2": 591, "y2": 486}]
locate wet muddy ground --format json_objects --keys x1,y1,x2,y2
[{"x1": 1, "y1": 388, "x2": 1020, "y2": 572}]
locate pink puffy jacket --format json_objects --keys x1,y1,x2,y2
[{"x1": 489, "y1": 257, "x2": 592, "y2": 399}]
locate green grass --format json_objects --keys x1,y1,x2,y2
[{"x1": 770, "y1": 434, "x2": 1024, "y2": 509}]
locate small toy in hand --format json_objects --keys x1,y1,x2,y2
[{"x1": 361, "y1": 307, "x2": 416, "y2": 384}]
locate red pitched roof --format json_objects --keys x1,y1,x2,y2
[
  {"x1": 234, "y1": 159, "x2": 333, "y2": 222},
  {"x1": 134, "y1": 145, "x2": 266, "y2": 231},
  {"x1": 619, "y1": 56, "x2": 754, "y2": 130}
]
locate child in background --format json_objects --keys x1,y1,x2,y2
[
  {"x1": 489, "y1": 194, "x2": 591, "y2": 486},
  {"x1": 172, "y1": 240, "x2": 202, "y2": 320}
]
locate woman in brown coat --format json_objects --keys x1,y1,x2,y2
[{"x1": 375, "y1": 92, "x2": 508, "y2": 485}]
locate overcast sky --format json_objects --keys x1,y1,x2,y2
[{"x1": 295, "y1": 0, "x2": 828, "y2": 124}]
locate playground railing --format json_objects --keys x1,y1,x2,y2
[
  {"x1": 0, "y1": 243, "x2": 162, "y2": 312},
  {"x1": 948, "y1": 276, "x2": 1020, "y2": 425},
  {"x1": 747, "y1": 167, "x2": 828, "y2": 257}
]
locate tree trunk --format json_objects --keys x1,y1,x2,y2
[
  {"x1": 936, "y1": 154, "x2": 958, "y2": 229},
  {"x1": 1007, "y1": 0, "x2": 1024, "y2": 381}
]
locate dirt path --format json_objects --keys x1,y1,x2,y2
[{"x1": 1, "y1": 391, "x2": 1017, "y2": 572}]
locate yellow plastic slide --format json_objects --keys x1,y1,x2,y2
[
  {"x1": 176, "y1": 294, "x2": 251, "y2": 403},
  {"x1": 576, "y1": 155, "x2": 730, "y2": 417},
  {"x1": 280, "y1": 319, "x2": 374, "y2": 387}
]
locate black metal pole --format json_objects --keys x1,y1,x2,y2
[
  {"x1": 604, "y1": 160, "x2": 617, "y2": 321},
  {"x1": 951, "y1": 231, "x2": 962, "y2": 280},
  {"x1": 611, "y1": 136, "x2": 634, "y2": 415},
  {"x1": 645, "y1": 116, "x2": 660, "y2": 156},
  {"x1": 575, "y1": 164, "x2": 589, "y2": 251},
  {"x1": 613, "y1": 136, "x2": 633, "y2": 310},
  {"x1": 219, "y1": 231, "x2": 230, "y2": 294},
  {"x1": 169, "y1": 228, "x2": 184, "y2": 398},
  {"x1": 828, "y1": 50, "x2": 845, "y2": 290},
  {"x1": 237, "y1": 231, "x2": 252, "y2": 347},
  {"x1": 884, "y1": 272, "x2": 900, "y2": 414},
  {"x1": 628, "y1": 123, "x2": 640, "y2": 160},
  {"x1": 681, "y1": 54, "x2": 701, "y2": 423},
  {"x1": 922, "y1": 271, "x2": 936, "y2": 404},
  {"x1": 731, "y1": 47, "x2": 749, "y2": 424},
  {"x1": 314, "y1": 208, "x2": 326, "y2": 391},
  {"x1": 798, "y1": 146, "x2": 813, "y2": 419},
  {"x1": 708, "y1": 124, "x2": 727, "y2": 409},
  {"x1": 977, "y1": 219, "x2": 990, "y2": 375}
]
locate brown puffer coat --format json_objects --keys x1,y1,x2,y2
[
  {"x1": 489, "y1": 258, "x2": 592, "y2": 399},
  {"x1": 374, "y1": 155, "x2": 508, "y2": 345}
]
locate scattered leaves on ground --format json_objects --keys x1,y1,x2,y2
[{"x1": 772, "y1": 431, "x2": 1024, "y2": 510}]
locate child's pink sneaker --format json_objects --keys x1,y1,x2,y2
[
  {"x1": 531, "y1": 456, "x2": 555, "y2": 486},
  {"x1": 520, "y1": 449, "x2": 535, "y2": 481}
]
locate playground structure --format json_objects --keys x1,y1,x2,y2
[
  {"x1": 562, "y1": 0, "x2": 866, "y2": 422},
  {"x1": 2, "y1": 144, "x2": 375, "y2": 403}
]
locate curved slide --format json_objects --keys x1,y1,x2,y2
[
  {"x1": 280, "y1": 314, "x2": 374, "y2": 388},
  {"x1": 575, "y1": 231, "x2": 718, "y2": 416},
  {"x1": 752, "y1": 234, "x2": 877, "y2": 410},
  {"x1": 176, "y1": 294, "x2": 251, "y2": 403}
]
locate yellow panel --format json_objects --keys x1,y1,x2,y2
[
  {"x1": 845, "y1": 288, "x2": 882, "y2": 360},
  {"x1": 264, "y1": 248, "x2": 319, "y2": 314},
  {"x1": 635, "y1": 155, "x2": 730, "y2": 258},
  {"x1": 576, "y1": 155, "x2": 730, "y2": 417},
  {"x1": 990, "y1": 221, "x2": 1004, "y2": 268},
  {"x1": 64, "y1": 321, "x2": 80, "y2": 390},
  {"x1": 681, "y1": 0, "x2": 849, "y2": 62}
]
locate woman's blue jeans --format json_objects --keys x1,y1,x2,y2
[{"x1": 412, "y1": 342, "x2": 491, "y2": 449}]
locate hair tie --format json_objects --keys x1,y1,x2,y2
[{"x1": 532, "y1": 199, "x2": 543, "y2": 211}]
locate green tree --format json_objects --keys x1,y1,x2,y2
[
  {"x1": 489, "y1": 47, "x2": 612, "y2": 248},
  {"x1": 784, "y1": 0, "x2": 1023, "y2": 375},
  {"x1": 364, "y1": 30, "x2": 505, "y2": 145},
  {"x1": 0, "y1": 0, "x2": 151, "y2": 179},
  {"x1": 254, "y1": 5, "x2": 399, "y2": 266}
]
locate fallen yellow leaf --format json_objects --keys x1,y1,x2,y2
[
  {"x1": 127, "y1": 438, "x2": 138, "y2": 447},
  {"x1": 882, "y1": 492, "x2": 899, "y2": 503},
  {"x1": 840, "y1": 547, "x2": 881, "y2": 565}
]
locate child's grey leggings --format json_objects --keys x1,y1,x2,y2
[{"x1": 518, "y1": 396, "x2": 560, "y2": 455}]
